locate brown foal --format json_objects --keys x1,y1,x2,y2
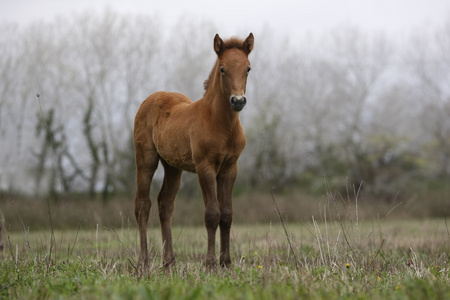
[{"x1": 134, "y1": 33, "x2": 254, "y2": 269}]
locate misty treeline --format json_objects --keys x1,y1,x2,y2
[{"x1": 1, "y1": 10, "x2": 449, "y2": 200}]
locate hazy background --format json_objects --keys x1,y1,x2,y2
[
  {"x1": 2, "y1": 0, "x2": 449, "y2": 36},
  {"x1": 1, "y1": 1, "x2": 450, "y2": 227}
]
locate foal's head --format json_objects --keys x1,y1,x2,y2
[{"x1": 209, "y1": 33, "x2": 254, "y2": 111}]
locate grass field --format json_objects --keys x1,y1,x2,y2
[{"x1": 1, "y1": 215, "x2": 449, "y2": 299}]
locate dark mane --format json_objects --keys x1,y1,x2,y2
[
  {"x1": 222, "y1": 37, "x2": 245, "y2": 51},
  {"x1": 203, "y1": 37, "x2": 244, "y2": 93}
]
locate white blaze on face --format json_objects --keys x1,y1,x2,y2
[{"x1": 231, "y1": 94, "x2": 245, "y2": 100}]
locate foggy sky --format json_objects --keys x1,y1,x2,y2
[{"x1": 2, "y1": 0, "x2": 450, "y2": 39}]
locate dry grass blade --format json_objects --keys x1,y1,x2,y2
[
  {"x1": 445, "y1": 210, "x2": 450, "y2": 239},
  {"x1": 0, "y1": 216, "x2": 4, "y2": 253},
  {"x1": 367, "y1": 238, "x2": 385, "y2": 271},
  {"x1": 68, "y1": 223, "x2": 81, "y2": 258},
  {"x1": 269, "y1": 187, "x2": 300, "y2": 271},
  {"x1": 16, "y1": 210, "x2": 36, "y2": 261},
  {"x1": 108, "y1": 227, "x2": 138, "y2": 272},
  {"x1": 46, "y1": 198, "x2": 56, "y2": 266}
]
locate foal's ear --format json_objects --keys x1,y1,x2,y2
[
  {"x1": 214, "y1": 34, "x2": 224, "y2": 56},
  {"x1": 243, "y1": 33, "x2": 254, "y2": 55}
]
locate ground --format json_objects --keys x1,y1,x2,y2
[{"x1": 1, "y1": 218, "x2": 449, "y2": 299}]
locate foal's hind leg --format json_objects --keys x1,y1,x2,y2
[
  {"x1": 134, "y1": 142, "x2": 159, "y2": 269},
  {"x1": 158, "y1": 160, "x2": 182, "y2": 268}
]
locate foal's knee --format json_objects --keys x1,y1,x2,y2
[
  {"x1": 220, "y1": 209, "x2": 232, "y2": 228},
  {"x1": 205, "y1": 207, "x2": 220, "y2": 229}
]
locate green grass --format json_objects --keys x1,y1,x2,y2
[{"x1": 1, "y1": 218, "x2": 449, "y2": 299}]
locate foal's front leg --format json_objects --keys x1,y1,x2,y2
[
  {"x1": 217, "y1": 163, "x2": 238, "y2": 268},
  {"x1": 197, "y1": 165, "x2": 220, "y2": 268}
]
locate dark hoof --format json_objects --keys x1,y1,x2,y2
[
  {"x1": 163, "y1": 258, "x2": 176, "y2": 269},
  {"x1": 205, "y1": 257, "x2": 217, "y2": 270},
  {"x1": 220, "y1": 260, "x2": 232, "y2": 269}
]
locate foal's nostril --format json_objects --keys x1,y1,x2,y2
[{"x1": 230, "y1": 95, "x2": 247, "y2": 111}]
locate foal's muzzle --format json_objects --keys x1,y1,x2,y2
[{"x1": 230, "y1": 95, "x2": 247, "y2": 111}]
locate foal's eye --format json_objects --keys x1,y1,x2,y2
[
  {"x1": 219, "y1": 66, "x2": 225, "y2": 74},
  {"x1": 247, "y1": 67, "x2": 251, "y2": 73}
]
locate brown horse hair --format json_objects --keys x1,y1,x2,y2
[
  {"x1": 134, "y1": 33, "x2": 254, "y2": 270},
  {"x1": 203, "y1": 37, "x2": 247, "y2": 94}
]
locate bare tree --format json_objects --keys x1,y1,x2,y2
[
  {"x1": 162, "y1": 17, "x2": 218, "y2": 100},
  {"x1": 316, "y1": 26, "x2": 393, "y2": 187},
  {"x1": 0, "y1": 23, "x2": 22, "y2": 191},
  {"x1": 1, "y1": 10, "x2": 448, "y2": 198},
  {"x1": 408, "y1": 21, "x2": 450, "y2": 176},
  {"x1": 62, "y1": 10, "x2": 161, "y2": 199}
]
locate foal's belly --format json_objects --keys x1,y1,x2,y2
[
  {"x1": 154, "y1": 133, "x2": 197, "y2": 173},
  {"x1": 164, "y1": 154, "x2": 197, "y2": 173}
]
